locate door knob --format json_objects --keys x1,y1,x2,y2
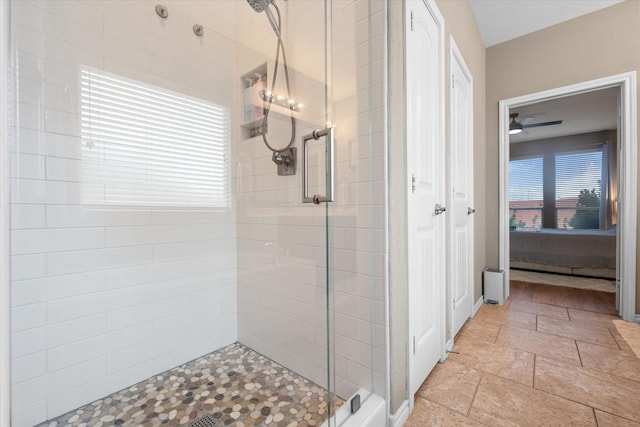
[
  {"x1": 467, "y1": 207, "x2": 476, "y2": 215},
  {"x1": 434, "y1": 203, "x2": 446, "y2": 215}
]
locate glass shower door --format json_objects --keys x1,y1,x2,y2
[
  {"x1": 236, "y1": 0, "x2": 344, "y2": 423},
  {"x1": 240, "y1": 1, "x2": 384, "y2": 424}
]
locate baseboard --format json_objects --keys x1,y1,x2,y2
[
  {"x1": 471, "y1": 296, "x2": 483, "y2": 317},
  {"x1": 635, "y1": 314, "x2": 640, "y2": 323},
  {"x1": 389, "y1": 400, "x2": 410, "y2": 427}
]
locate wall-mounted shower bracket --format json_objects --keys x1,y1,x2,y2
[
  {"x1": 273, "y1": 147, "x2": 296, "y2": 176},
  {"x1": 192, "y1": 24, "x2": 204, "y2": 37},
  {"x1": 155, "y1": 4, "x2": 168, "y2": 18}
]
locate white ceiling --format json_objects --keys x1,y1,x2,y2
[
  {"x1": 509, "y1": 87, "x2": 618, "y2": 144},
  {"x1": 467, "y1": 1, "x2": 622, "y2": 143},
  {"x1": 469, "y1": 0, "x2": 625, "y2": 47}
]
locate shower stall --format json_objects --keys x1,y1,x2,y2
[{"x1": 2, "y1": 0, "x2": 387, "y2": 426}]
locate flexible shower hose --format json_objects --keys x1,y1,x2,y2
[{"x1": 262, "y1": 1, "x2": 296, "y2": 155}]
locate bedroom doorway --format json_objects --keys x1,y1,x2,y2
[{"x1": 498, "y1": 73, "x2": 637, "y2": 322}]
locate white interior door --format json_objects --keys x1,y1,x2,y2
[
  {"x1": 449, "y1": 38, "x2": 474, "y2": 337},
  {"x1": 406, "y1": 0, "x2": 445, "y2": 399}
]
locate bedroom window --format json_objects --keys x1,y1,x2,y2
[
  {"x1": 555, "y1": 150, "x2": 602, "y2": 230},
  {"x1": 509, "y1": 157, "x2": 543, "y2": 229}
]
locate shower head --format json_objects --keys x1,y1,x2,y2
[
  {"x1": 246, "y1": 0, "x2": 281, "y2": 37},
  {"x1": 246, "y1": 0, "x2": 274, "y2": 13}
]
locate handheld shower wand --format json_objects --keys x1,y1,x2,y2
[
  {"x1": 247, "y1": 0, "x2": 281, "y2": 37},
  {"x1": 246, "y1": 0, "x2": 296, "y2": 171}
]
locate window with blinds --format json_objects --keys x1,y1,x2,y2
[
  {"x1": 509, "y1": 157, "x2": 543, "y2": 229},
  {"x1": 80, "y1": 67, "x2": 230, "y2": 208},
  {"x1": 555, "y1": 150, "x2": 602, "y2": 229}
]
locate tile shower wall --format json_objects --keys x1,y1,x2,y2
[
  {"x1": 236, "y1": 0, "x2": 387, "y2": 400},
  {"x1": 9, "y1": 1, "x2": 238, "y2": 425}
]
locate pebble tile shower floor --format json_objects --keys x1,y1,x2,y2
[{"x1": 38, "y1": 343, "x2": 342, "y2": 427}]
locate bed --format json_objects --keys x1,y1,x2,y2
[{"x1": 510, "y1": 227, "x2": 617, "y2": 279}]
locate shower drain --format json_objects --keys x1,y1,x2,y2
[{"x1": 188, "y1": 414, "x2": 222, "y2": 427}]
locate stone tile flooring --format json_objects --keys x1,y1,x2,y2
[
  {"x1": 38, "y1": 343, "x2": 341, "y2": 427},
  {"x1": 406, "y1": 281, "x2": 640, "y2": 426}
]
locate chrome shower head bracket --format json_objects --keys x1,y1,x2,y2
[
  {"x1": 155, "y1": 4, "x2": 168, "y2": 18},
  {"x1": 193, "y1": 24, "x2": 204, "y2": 37},
  {"x1": 273, "y1": 147, "x2": 296, "y2": 176}
]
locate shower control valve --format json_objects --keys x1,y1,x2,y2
[{"x1": 273, "y1": 147, "x2": 296, "y2": 176}]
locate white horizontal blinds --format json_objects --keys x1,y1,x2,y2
[
  {"x1": 80, "y1": 67, "x2": 230, "y2": 208},
  {"x1": 555, "y1": 150, "x2": 602, "y2": 229},
  {"x1": 509, "y1": 157, "x2": 543, "y2": 201},
  {"x1": 509, "y1": 157, "x2": 543, "y2": 228}
]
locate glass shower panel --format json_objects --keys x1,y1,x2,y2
[
  {"x1": 235, "y1": 0, "x2": 337, "y2": 413},
  {"x1": 328, "y1": 0, "x2": 384, "y2": 423}
]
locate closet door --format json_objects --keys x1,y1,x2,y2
[
  {"x1": 406, "y1": 0, "x2": 446, "y2": 399},
  {"x1": 449, "y1": 37, "x2": 474, "y2": 337}
]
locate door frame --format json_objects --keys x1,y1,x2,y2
[
  {"x1": 405, "y1": 0, "x2": 446, "y2": 408},
  {"x1": 447, "y1": 35, "x2": 474, "y2": 340},
  {"x1": 498, "y1": 72, "x2": 637, "y2": 322}
]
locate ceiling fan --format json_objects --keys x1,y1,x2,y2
[{"x1": 509, "y1": 113, "x2": 563, "y2": 135}]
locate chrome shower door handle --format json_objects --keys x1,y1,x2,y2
[
  {"x1": 302, "y1": 127, "x2": 334, "y2": 204},
  {"x1": 434, "y1": 203, "x2": 446, "y2": 215}
]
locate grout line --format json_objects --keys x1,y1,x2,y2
[
  {"x1": 493, "y1": 336, "x2": 580, "y2": 368},
  {"x1": 608, "y1": 327, "x2": 624, "y2": 351},
  {"x1": 575, "y1": 340, "x2": 584, "y2": 367},
  {"x1": 532, "y1": 354, "x2": 536, "y2": 389},
  {"x1": 423, "y1": 399, "x2": 489, "y2": 425},
  {"x1": 596, "y1": 408, "x2": 640, "y2": 425},
  {"x1": 593, "y1": 407, "x2": 599, "y2": 426},
  {"x1": 467, "y1": 373, "x2": 483, "y2": 417},
  {"x1": 533, "y1": 381, "x2": 607, "y2": 415}
]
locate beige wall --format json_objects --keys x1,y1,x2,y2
[
  {"x1": 387, "y1": 0, "x2": 486, "y2": 415},
  {"x1": 486, "y1": 0, "x2": 640, "y2": 313}
]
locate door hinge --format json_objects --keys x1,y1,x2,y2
[
  {"x1": 411, "y1": 174, "x2": 416, "y2": 193},
  {"x1": 410, "y1": 11, "x2": 414, "y2": 31},
  {"x1": 413, "y1": 336, "x2": 416, "y2": 355}
]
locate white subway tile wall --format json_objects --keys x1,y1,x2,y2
[
  {"x1": 9, "y1": 0, "x2": 386, "y2": 425},
  {"x1": 9, "y1": 1, "x2": 239, "y2": 425}
]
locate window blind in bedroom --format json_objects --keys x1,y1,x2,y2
[
  {"x1": 509, "y1": 157, "x2": 543, "y2": 228},
  {"x1": 556, "y1": 150, "x2": 602, "y2": 230}
]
